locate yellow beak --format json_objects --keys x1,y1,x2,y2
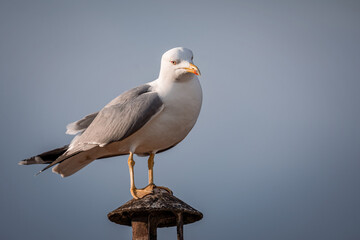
[{"x1": 183, "y1": 63, "x2": 201, "y2": 76}]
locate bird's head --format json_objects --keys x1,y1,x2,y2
[{"x1": 159, "y1": 47, "x2": 201, "y2": 81}]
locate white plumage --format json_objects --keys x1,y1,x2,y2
[{"x1": 20, "y1": 47, "x2": 202, "y2": 186}]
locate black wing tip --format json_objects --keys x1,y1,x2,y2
[
  {"x1": 18, "y1": 160, "x2": 27, "y2": 165},
  {"x1": 18, "y1": 156, "x2": 36, "y2": 165}
]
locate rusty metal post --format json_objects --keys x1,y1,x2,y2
[
  {"x1": 131, "y1": 215, "x2": 150, "y2": 240},
  {"x1": 176, "y1": 212, "x2": 184, "y2": 240},
  {"x1": 108, "y1": 187, "x2": 202, "y2": 240}
]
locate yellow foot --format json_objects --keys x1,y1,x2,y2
[
  {"x1": 130, "y1": 184, "x2": 155, "y2": 199},
  {"x1": 130, "y1": 184, "x2": 173, "y2": 199}
]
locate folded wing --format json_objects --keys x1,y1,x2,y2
[{"x1": 38, "y1": 84, "x2": 164, "y2": 177}]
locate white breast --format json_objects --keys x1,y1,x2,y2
[{"x1": 104, "y1": 76, "x2": 202, "y2": 155}]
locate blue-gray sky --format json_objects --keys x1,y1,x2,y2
[{"x1": 1, "y1": 1, "x2": 360, "y2": 239}]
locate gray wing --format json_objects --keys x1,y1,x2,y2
[
  {"x1": 66, "y1": 112, "x2": 98, "y2": 135},
  {"x1": 37, "y1": 84, "x2": 163, "y2": 175},
  {"x1": 65, "y1": 84, "x2": 153, "y2": 135},
  {"x1": 72, "y1": 85, "x2": 164, "y2": 147}
]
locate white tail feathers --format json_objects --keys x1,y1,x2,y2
[{"x1": 52, "y1": 152, "x2": 95, "y2": 177}]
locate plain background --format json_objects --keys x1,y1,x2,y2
[{"x1": 1, "y1": 1, "x2": 360, "y2": 239}]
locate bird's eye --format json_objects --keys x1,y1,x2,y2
[
  {"x1": 170, "y1": 60, "x2": 177, "y2": 65},
  {"x1": 191, "y1": 56, "x2": 194, "y2": 61}
]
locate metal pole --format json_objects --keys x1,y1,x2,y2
[
  {"x1": 132, "y1": 215, "x2": 149, "y2": 240},
  {"x1": 108, "y1": 188, "x2": 203, "y2": 240},
  {"x1": 176, "y1": 212, "x2": 184, "y2": 240}
]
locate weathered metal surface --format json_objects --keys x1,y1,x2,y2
[
  {"x1": 107, "y1": 187, "x2": 203, "y2": 239},
  {"x1": 108, "y1": 188, "x2": 203, "y2": 227},
  {"x1": 176, "y1": 212, "x2": 184, "y2": 240}
]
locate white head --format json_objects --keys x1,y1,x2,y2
[{"x1": 159, "y1": 47, "x2": 201, "y2": 81}]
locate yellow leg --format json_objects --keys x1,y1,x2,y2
[
  {"x1": 148, "y1": 153, "x2": 155, "y2": 185},
  {"x1": 128, "y1": 152, "x2": 173, "y2": 199},
  {"x1": 127, "y1": 152, "x2": 137, "y2": 196},
  {"x1": 148, "y1": 153, "x2": 173, "y2": 195},
  {"x1": 128, "y1": 152, "x2": 154, "y2": 199}
]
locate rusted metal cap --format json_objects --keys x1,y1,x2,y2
[{"x1": 108, "y1": 188, "x2": 203, "y2": 227}]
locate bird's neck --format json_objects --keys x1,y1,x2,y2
[{"x1": 150, "y1": 74, "x2": 200, "y2": 99}]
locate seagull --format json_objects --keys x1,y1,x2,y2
[{"x1": 19, "y1": 47, "x2": 202, "y2": 199}]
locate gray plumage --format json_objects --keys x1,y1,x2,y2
[
  {"x1": 73, "y1": 84, "x2": 163, "y2": 147},
  {"x1": 66, "y1": 112, "x2": 98, "y2": 135},
  {"x1": 20, "y1": 47, "x2": 203, "y2": 179},
  {"x1": 65, "y1": 84, "x2": 155, "y2": 136},
  {"x1": 34, "y1": 84, "x2": 164, "y2": 175}
]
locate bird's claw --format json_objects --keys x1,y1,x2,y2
[{"x1": 130, "y1": 184, "x2": 173, "y2": 199}]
